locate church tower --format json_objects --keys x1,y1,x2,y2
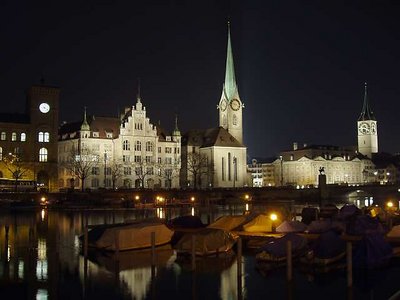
[
  {"x1": 218, "y1": 22, "x2": 243, "y2": 144},
  {"x1": 357, "y1": 82, "x2": 378, "y2": 158}
]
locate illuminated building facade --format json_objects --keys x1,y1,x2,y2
[
  {"x1": 58, "y1": 92, "x2": 181, "y2": 190},
  {"x1": 0, "y1": 83, "x2": 60, "y2": 191}
]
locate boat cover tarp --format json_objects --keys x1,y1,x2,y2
[
  {"x1": 353, "y1": 232, "x2": 392, "y2": 268},
  {"x1": 168, "y1": 215, "x2": 205, "y2": 228},
  {"x1": 346, "y1": 215, "x2": 384, "y2": 236},
  {"x1": 307, "y1": 219, "x2": 332, "y2": 233},
  {"x1": 258, "y1": 233, "x2": 307, "y2": 258},
  {"x1": 88, "y1": 221, "x2": 173, "y2": 251},
  {"x1": 311, "y1": 230, "x2": 346, "y2": 259},
  {"x1": 242, "y1": 214, "x2": 273, "y2": 232},
  {"x1": 337, "y1": 204, "x2": 360, "y2": 220},
  {"x1": 276, "y1": 220, "x2": 307, "y2": 233},
  {"x1": 208, "y1": 215, "x2": 248, "y2": 231},
  {"x1": 319, "y1": 204, "x2": 339, "y2": 218},
  {"x1": 174, "y1": 228, "x2": 237, "y2": 256},
  {"x1": 387, "y1": 225, "x2": 400, "y2": 238},
  {"x1": 301, "y1": 207, "x2": 318, "y2": 225}
]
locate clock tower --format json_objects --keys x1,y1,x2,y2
[
  {"x1": 357, "y1": 82, "x2": 378, "y2": 158},
  {"x1": 218, "y1": 22, "x2": 243, "y2": 144}
]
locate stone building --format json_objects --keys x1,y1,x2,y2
[
  {"x1": 58, "y1": 92, "x2": 181, "y2": 190},
  {"x1": 0, "y1": 83, "x2": 60, "y2": 191}
]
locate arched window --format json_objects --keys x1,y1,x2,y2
[
  {"x1": 38, "y1": 132, "x2": 44, "y2": 142},
  {"x1": 44, "y1": 132, "x2": 50, "y2": 142},
  {"x1": 39, "y1": 148, "x2": 48, "y2": 162},
  {"x1": 11, "y1": 132, "x2": 17, "y2": 141},
  {"x1": 146, "y1": 141, "x2": 153, "y2": 152},
  {"x1": 123, "y1": 140, "x2": 130, "y2": 151},
  {"x1": 0, "y1": 132, "x2": 6, "y2": 141},
  {"x1": 232, "y1": 114, "x2": 237, "y2": 126},
  {"x1": 20, "y1": 133, "x2": 26, "y2": 142},
  {"x1": 135, "y1": 141, "x2": 142, "y2": 151}
]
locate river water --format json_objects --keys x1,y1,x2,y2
[{"x1": 0, "y1": 204, "x2": 399, "y2": 299}]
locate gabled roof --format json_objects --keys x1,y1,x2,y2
[{"x1": 89, "y1": 116, "x2": 120, "y2": 138}]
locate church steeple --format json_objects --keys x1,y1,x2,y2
[
  {"x1": 172, "y1": 114, "x2": 181, "y2": 137},
  {"x1": 358, "y1": 82, "x2": 376, "y2": 121},
  {"x1": 80, "y1": 107, "x2": 90, "y2": 132},
  {"x1": 136, "y1": 78, "x2": 142, "y2": 103},
  {"x1": 223, "y1": 21, "x2": 239, "y2": 102}
]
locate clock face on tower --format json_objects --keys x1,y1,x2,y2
[
  {"x1": 358, "y1": 122, "x2": 370, "y2": 134},
  {"x1": 39, "y1": 102, "x2": 50, "y2": 113},
  {"x1": 230, "y1": 99, "x2": 240, "y2": 111},
  {"x1": 220, "y1": 101, "x2": 227, "y2": 111}
]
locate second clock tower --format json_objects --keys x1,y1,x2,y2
[{"x1": 357, "y1": 82, "x2": 378, "y2": 158}]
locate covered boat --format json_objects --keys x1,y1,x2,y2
[
  {"x1": 276, "y1": 220, "x2": 307, "y2": 233},
  {"x1": 174, "y1": 228, "x2": 238, "y2": 256},
  {"x1": 208, "y1": 215, "x2": 248, "y2": 231},
  {"x1": 242, "y1": 214, "x2": 274, "y2": 232},
  {"x1": 256, "y1": 233, "x2": 308, "y2": 262},
  {"x1": 86, "y1": 220, "x2": 174, "y2": 251},
  {"x1": 168, "y1": 215, "x2": 205, "y2": 229},
  {"x1": 353, "y1": 232, "x2": 393, "y2": 268},
  {"x1": 302, "y1": 230, "x2": 346, "y2": 265},
  {"x1": 306, "y1": 219, "x2": 332, "y2": 233}
]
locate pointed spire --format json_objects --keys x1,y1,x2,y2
[
  {"x1": 223, "y1": 21, "x2": 238, "y2": 102},
  {"x1": 358, "y1": 82, "x2": 376, "y2": 121},
  {"x1": 81, "y1": 106, "x2": 90, "y2": 131},
  {"x1": 172, "y1": 114, "x2": 181, "y2": 136},
  {"x1": 136, "y1": 78, "x2": 141, "y2": 103}
]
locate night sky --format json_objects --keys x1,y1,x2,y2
[{"x1": 1, "y1": 1, "x2": 400, "y2": 158}]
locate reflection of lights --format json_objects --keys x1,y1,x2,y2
[
  {"x1": 364, "y1": 199, "x2": 369, "y2": 207},
  {"x1": 120, "y1": 267, "x2": 152, "y2": 300},
  {"x1": 245, "y1": 203, "x2": 249, "y2": 211},
  {"x1": 18, "y1": 260, "x2": 24, "y2": 279},
  {"x1": 41, "y1": 209, "x2": 46, "y2": 221},
  {"x1": 37, "y1": 238, "x2": 48, "y2": 281},
  {"x1": 36, "y1": 289, "x2": 48, "y2": 300},
  {"x1": 270, "y1": 213, "x2": 278, "y2": 221},
  {"x1": 156, "y1": 207, "x2": 165, "y2": 219},
  {"x1": 191, "y1": 207, "x2": 195, "y2": 216},
  {"x1": 7, "y1": 245, "x2": 11, "y2": 262},
  {"x1": 369, "y1": 197, "x2": 374, "y2": 206}
]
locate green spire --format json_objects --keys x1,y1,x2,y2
[
  {"x1": 81, "y1": 107, "x2": 90, "y2": 131},
  {"x1": 223, "y1": 21, "x2": 238, "y2": 102},
  {"x1": 358, "y1": 82, "x2": 376, "y2": 121}
]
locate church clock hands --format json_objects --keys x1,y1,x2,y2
[
  {"x1": 220, "y1": 101, "x2": 227, "y2": 111},
  {"x1": 358, "y1": 122, "x2": 370, "y2": 134},
  {"x1": 39, "y1": 102, "x2": 50, "y2": 113},
  {"x1": 230, "y1": 99, "x2": 240, "y2": 111}
]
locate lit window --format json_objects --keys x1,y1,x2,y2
[
  {"x1": 38, "y1": 132, "x2": 44, "y2": 142},
  {"x1": 0, "y1": 132, "x2": 6, "y2": 140},
  {"x1": 146, "y1": 141, "x2": 153, "y2": 152},
  {"x1": 21, "y1": 133, "x2": 26, "y2": 142},
  {"x1": 39, "y1": 148, "x2": 48, "y2": 162},
  {"x1": 11, "y1": 132, "x2": 17, "y2": 141},
  {"x1": 135, "y1": 141, "x2": 141, "y2": 151},
  {"x1": 44, "y1": 132, "x2": 49, "y2": 142}
]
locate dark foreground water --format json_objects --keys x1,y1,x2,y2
[{"x1": 1, "y1": 206, "x2": 400, "y2": 299}]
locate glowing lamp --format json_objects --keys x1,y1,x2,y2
[{"x1": 270, "y1": 213, "x2": 278, "y2": 221}]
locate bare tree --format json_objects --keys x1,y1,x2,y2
[
  {"x1": 61, "y1": 146, "x2": 99, "y2": 191},
  {"x1": 109, "y1": 159, "x2": 123, "y2": 189},
  {"x1": 187, "y1": 152, "x2": 209, "y2": 189},
  {"x1": 156, "y1": 161, "x2": 180, "y2": 189},
  {"x1": 133, "y1": 159, "x2": 155, "y2": 188},
  {"x1": 1, "y1": 153, "x2": 29, "y2": 192}
]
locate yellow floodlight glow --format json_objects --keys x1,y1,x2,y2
[
  {"x1": 244, "y1": 194, "x2": 250, "y2": 200},
  {"x1": 135, "y1": 195, "x2": 140, "y2": 201},
  {"x1": 270, "y1": 213, "x2": 278, "y2": 221},
  {"x1": 41, "y1": 197, "x2": 46, "y2": 202}
]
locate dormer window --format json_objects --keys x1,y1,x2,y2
[
  {"x1": 166, "y1": 136, "x2": 171, "y2": 141},
  {"x1": 93, "y1": 132, "x2": 99, "y2": 138},
  {"x1": 106, "y1": 132, "x2": 113, "y2": 138}
]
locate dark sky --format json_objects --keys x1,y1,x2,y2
[{"x1": 1, "y1": 1, "x2": 400, "y2": 158}]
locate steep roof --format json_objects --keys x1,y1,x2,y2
[
  {"x1": 183, "y1": 127, "x2": 243, "y2": 148},
  {"x1": 358, "y1": 82, "x2": 376, "y2": 121}
]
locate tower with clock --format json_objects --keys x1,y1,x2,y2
[
  {"x1": 218, "y1": 22, "x2": 243, "y2": 145},
  {"x1": 357, "y1": 82, "x2": 378, "y2": 158}
]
